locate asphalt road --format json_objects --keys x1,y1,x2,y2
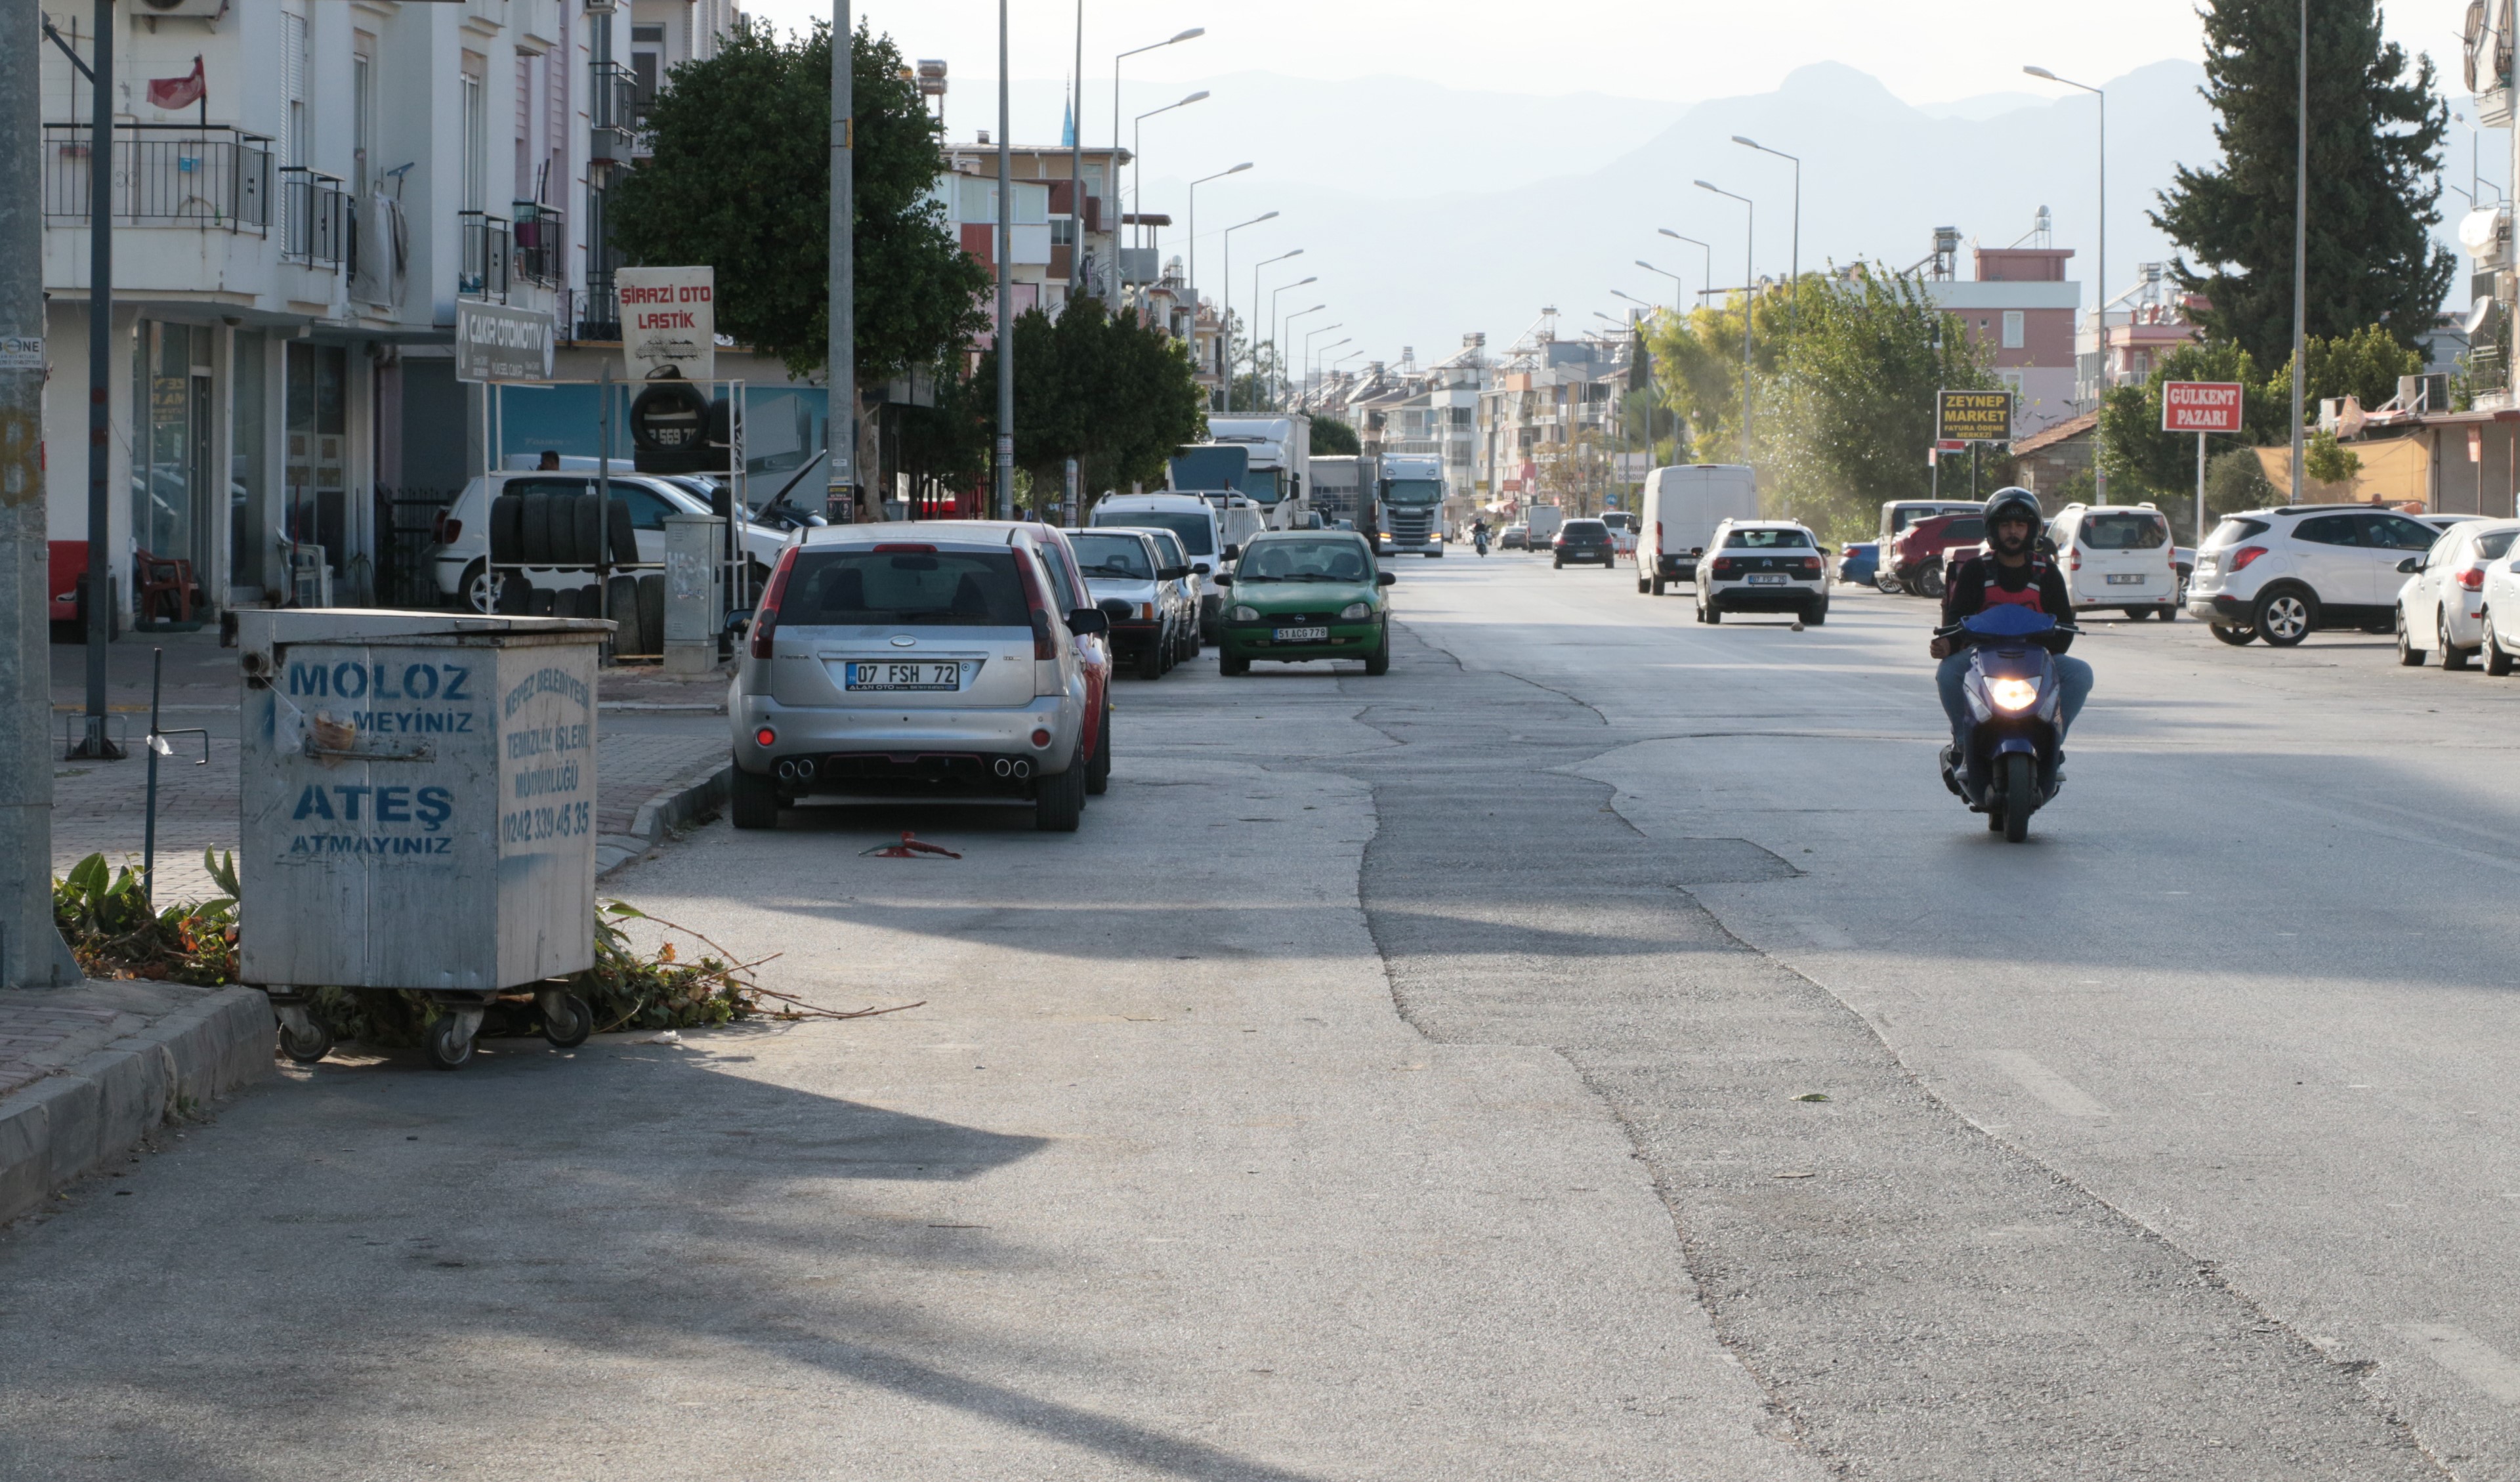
[{"x1": 3, "y1": 552, "x2": 2513, "y2": 1478}]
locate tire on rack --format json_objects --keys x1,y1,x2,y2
[
  {"x1": 2442, "y1": 607, "x2": 2473, "y2": 670},
  {"x1": 575, "y1": 494, "x2": 607, "y2": 566},
  {"x1": 607, "y1": 496, "x2": 639, "y2": 565},
  {"x1": 636, "y1": 574, "x2": 666, "y2": 656},
  {"x1": 730, "y1": 764, "x2": 781, "y2": 829},
  {"x1": 490, "y1": 492, "x2": 526, "y2": 563},
  {"x1": 519, "y1": 492, "x2": 554, "y2": 564},
  {"x1": 2252, "y1": 586, "x2": 2315, "y2": 646},
  {"x1": 606, "y1": 576, "x2": 642, "y2": 653},
  {"x1": 1034, "y1": 759, "x2": 1086, "y2": 832},
  {"x1": 552, "y1": 586, "x2": 579, "y2": 620},
  {"x1": 497, "y1": 571, "x2": 532, "y2": 615},
  {"x1": 528, "y1": 585, "x2": 557, "y2": 617},
  {"x1": 2000, "y1": 752, "x2": 2033, "y2": 843}
]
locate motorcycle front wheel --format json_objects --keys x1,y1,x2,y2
[{"x1": 2000, "y1": 752, "x2": 2033, "y2": 843}]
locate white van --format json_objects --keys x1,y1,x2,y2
[
  {"x1": 1637, "y1": 465, "x2": 1759, "y2": 593},
  {"x1": 1089, "y1": 491, "x2": 1263, "y2": 638},
  {"x1": 2047, "y1": 502, "x2": 2180, "y2": 620}
]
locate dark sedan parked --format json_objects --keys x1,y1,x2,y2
[{"x1": 1552, "y1": 519, "x2": 1617, "y2": 569}]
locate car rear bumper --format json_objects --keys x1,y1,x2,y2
[
  {"x1": 1219, "y1": 619, "x2": 1383, "y2": 659},
  {"x1": 732, "y1": 692, "x2": 1080, "y2": 776},
  {"x1": 2189, "y1": 592, "x2": 2250, "y2": 623},
  {"x1": 1707, "y1": 582, "x2": 1823, "y2": 611}
]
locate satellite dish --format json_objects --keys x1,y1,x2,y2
[{"x1": 2466, "y1": 295, "x2": 2500, "y2": 337}]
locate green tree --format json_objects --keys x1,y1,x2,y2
[
  {"x1": 610, "y1": 20, "x2": 988, "y2": 381},
  {"x1": 2304, "y1": 427, "x2": 2362, "y2": 482},
  {"x1": 1311, "y1": 417, "x2": 1360, "y2": 455},
  {"x1": 2097, "y1": 341, "x2": 2277, "y2": 499},
  {"x1": 975, "y1": 296, "x2": 1207, "y2": 509},
  {"x1": 2263, "y1": 322, "x2": 2422, "y2": 412},
  {"x1": 2152, "y1": 0, "x2": 2452, "y2": 364}
]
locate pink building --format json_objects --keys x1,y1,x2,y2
[{"x1": 1925, "y1": 244, "x2": 2082, "y2": 436}]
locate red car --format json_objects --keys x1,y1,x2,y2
[{"x1": 1887, "y1": 511, "x2": 1990, "y2": 598}]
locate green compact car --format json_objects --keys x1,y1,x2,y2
[{"x1": 1215, "y1": 531, "x2": 1396, "y2": 676}]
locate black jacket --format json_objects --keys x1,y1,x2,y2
[{"x1": 1941, "y1": 553, "x2": 2076, "y2": 646}]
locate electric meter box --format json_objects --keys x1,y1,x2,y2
[{"x1": 235, "y1": 610, "x2": 611, "y2": 992}]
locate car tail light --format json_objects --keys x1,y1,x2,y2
[
  {"x1": 2461, "y1": 566, "x2": 2487, "y2": 590},
  {"x1": 1015, "y1": 548, "x2": 1059, "y2": 661},
  {"x1": 2067, "y1": 552, "x2": 2081, "y2": 570},
  {"x1": 432, "y1": 510, "x2": 459, "y2": 543},
  {"x1": 1030, "y1": 728, "x2": 1053, "y2": 748},
  {"x1": 755, "y1": 727, "x2": 776, "y2": 748},
  {"x1": 749, "y1": 545, "x2": 801, "y2": 660},
  {"x1": 1711, "y1": 557, "x2": 1736, "y2": 578},
  {"x1": 1801, "y1": 556, "x2": 1822, "y2": 572},
  {"x1": 1654, "y1": 522, "x2": 1663, "y2": 551},
  {"x1": 2229, "y1": 545, "x2": 2269, "y2": 571}
]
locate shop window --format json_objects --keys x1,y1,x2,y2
[{"x1": 285, "y1": 343, "x2": 348, "y2": 574}]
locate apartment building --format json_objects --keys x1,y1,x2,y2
[
  {"x1": 931, "y1": 142, "x2": 1129, "y2": 333},
  {"x1": 1918, "y1": 234, "x2": 2082, "y2": 436},
  {"x1": 35, "y1": 0, "x2": 736, "y2": 619},
  {"x1": 1476, "y1": 324, "x2": 1632, "y2": 513}
]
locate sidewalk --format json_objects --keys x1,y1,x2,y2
[{"x1": 47, "y1": 634, "x2": 732, "y2": 900}]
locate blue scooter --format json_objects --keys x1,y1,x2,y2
[{"x1": 1937, "y1": 604, "x2": 2075, "y2": 842}]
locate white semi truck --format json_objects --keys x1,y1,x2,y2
[
  {"x1": 1171, "y1": 415, "x2": 1312, "y2": 528},
  {"x1": 1377, "y1": 453, "x2": 1446, "y2": 557}
]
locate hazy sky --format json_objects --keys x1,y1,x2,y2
[{"x1": 757, "y1": 0, "x2": 2485, "y2": 126}]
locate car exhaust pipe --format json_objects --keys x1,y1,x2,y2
[
  {"x1": 791, "y1": 757, "x2": 816, "y2": 782},
  {"x1": 775, "y1": 759, "x2": 801, "y2": 782},
  {"x1": 1010, "y1": 758, "x2": 1033, "y2": 780},
  {"x1": 992, "y1": 758, "x2": 1013, "y2": 777}
]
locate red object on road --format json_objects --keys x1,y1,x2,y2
[
  {"x1": 864, "y1": 832, "x2": 962, "y2": 859},
  {"x1": 2162, "y1": 381, "x2": 2245, "y2": 434}
]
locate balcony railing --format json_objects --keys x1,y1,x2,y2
[
  {"x1": 562, "y1": 282, "x2": 621, "y2": 343},
  {"x1": 511, "y1": 201, "x2": 564, "y2": 288},
  {"x1": 459, "y1": 211, "x2": 512, "y2": 301},
  {"x1": 280, "y1": 166, "x2": 347, "y2": 268},
  {"x1": 589, "y1": 62, "x2": 644, "y2": 166},
  {"x1": 42, "y1": 123, "x2": 272, "y2": 234}
]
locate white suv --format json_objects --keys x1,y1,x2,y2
[
  {"x1": 2048, "y1": 502, "x2": 2181, "y2": 621},
  {"x1": 1695, "y1": 519, "x2": 1829, "y2": 625},
  {"x1": 2399, "y1": 518, "x2": 2520, "y2": 670},
  {"x1": 2185, "y1": 504, "x2": 2441, "y2": 646}
]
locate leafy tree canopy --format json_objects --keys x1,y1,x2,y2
[
  {"x1": 1311, "y1": 417, "x2": 1360, "y2": 455},
  {"x1": 973, "y1": 296, "x2": 1208, "y2": 507},
  {"x1": 2152, "y1": 0, "x2": 2453, "y2": 363},
  {"x1": 610, "y1": 20, "x2": 988, "y2": 381}
]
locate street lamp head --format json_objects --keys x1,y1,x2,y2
[
  {"x1": 1658, "y1": 228, "x2": 1683, "y2": 240},
  {"x1": 1692, "y1": 180, "x2": 1719, "y2": 193},
  {"x1": 1635, "y1": 259, "x2": 1657, "y2": 272},
  {"x1": 1255, "y1": 209, "x2": 1278, "y2": 222},
  {"x1": 1170, "y1": 27, "x2": 1206, "y2": 43},
  {"x1": 2023, "y1": 65, "x2": 2058, "y2": 81},
  {"x1": 1179, "y1": 90, "x2": 1211, "y2": 106},
  {"x1": 1294, "y1": 276, "x2": 1318, "y2": 287},
  {"x1": 1228, "y1": 161, "x2": 1253, "y2": 175},
  {"x1": 1731, "y1": 134, "x2": 1758, "y2": 148}
]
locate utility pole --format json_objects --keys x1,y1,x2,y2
[
  {"x1": 2288, "y1": 0, "x2": 2308, "y2": 499},
  {"x1": 829, "y1": 0, "x2": 856, "y2": 520},
  {"x1": 74, "y1": 0, "x2": 117, "y2": 761},
  {"x1": 3, "y1": 0, "x2": 83, "y2": 985},
  {"x1": 995, "y1": 0, "x2": 1013, "y2": 519}
]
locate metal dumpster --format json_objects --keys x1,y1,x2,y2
[{"x1": 236, "y1": 610, "x2": 610, "y2": 1069}]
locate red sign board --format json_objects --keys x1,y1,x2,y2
[{"x1": 2162, "y1": 381, "x2": 2245, "y2": 433}]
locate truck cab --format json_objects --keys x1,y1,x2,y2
[{"x1": 1378, "y1": 454, "x2": 1447, "y2": 557}]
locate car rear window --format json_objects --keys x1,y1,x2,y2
[
  {"x1": 1093, "y1": 509, "x2": 1214, "y2": 556},
  {"x1": 1237, "y1": 538, "x2": 1374, "y2": 581},
  {"x1": 2080, "y1": 512, "x2": 2169, "y2": 549},
  {"x1": 2205, "y1": 517, "x2": 2269, "y2": 549},
  {"x1": 1724, "y1": 528, "x2": 1811, "y2": 548},
  {"x1": 786, "y1": 549, "x2": 1028, "y2": 626},
  {"x1": 1935, "y1": 519, "x2": 1985, "y2": 542},
  {"x1": 1070, "y1": 533, "x2": 1154, "y2": 579},
  {"x1": 1563, "y1": 520, "x2": 1607, "y2": 535}
]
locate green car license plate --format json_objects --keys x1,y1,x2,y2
[
  {"x1": 1274, "y1": 626, "x2": 1328, "y2": 643},
  {"x1": 845, "y1": 660, "x2": 961, "y2": 691}
]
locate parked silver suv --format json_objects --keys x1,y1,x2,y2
[
  {"x1": 728, "y1": 523, "x2": 1111, "y2": 831},
  {"x1": 2187, "y1": 503, "x2": 2439, "y2": 646}
]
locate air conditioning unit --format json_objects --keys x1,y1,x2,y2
[{"x1": 134, "y1": 0, "x2": 230, "y2": 16}]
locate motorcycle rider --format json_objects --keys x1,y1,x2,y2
[
  {"x1": 1929, "y1": 486, "x2": 2092, "y2": 772},
  {"x1": 1472, "y1": 517, "x2": 1491, "y2": 556}
]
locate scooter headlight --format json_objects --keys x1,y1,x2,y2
[{"x1": 1988, "y1": 677, "x2": 2040, "y2": 713}]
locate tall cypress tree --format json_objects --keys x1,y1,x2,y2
[{"x1": 2151, "y1": 0, "x2": 2453, "y2": 365}]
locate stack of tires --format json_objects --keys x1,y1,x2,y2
[{"x1": 486, "y1": 488, "x2": 665, "y2": 654}]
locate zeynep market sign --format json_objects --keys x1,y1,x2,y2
[
  {"x1": 1936, "y1": 388, "x2": 2013, "y2": 443},
  {"x1": 2160, "y1": 381, "x2": 2246, "y2": 433},
  {"x1": 453, "y1": 301, "x2": 555, "y2": 383},
  {"x1": 618, "y1": 266, "x2": 715, "y2": 382}
]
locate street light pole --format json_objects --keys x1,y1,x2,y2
[
  {"x1": 1251, "y1": 251, "x2": 1305, "y2": 404},
  {"x1": 2290, "y1": 0, "x2": 2308, "y2": 498},
  {"x1": 1219, "y1": 209, "x2": 1276, "y2": 412},
  {"x1": 1658, "y1": 230, "x2": 1712, "y2": 307},
  {"x1": 1114, "y1": 26, "x2": 1204, "y2": 249},
  {"x1": 1694, "y1": 180, "x2": 1755, "y2": 462},
  {"x1": 1303, "y1": 326, "x2": 1345, "y2": 408},
  {"x1": 995, "y1": 0, "x2": 1014, "y2": 517},
  {"x1": 829, "y1": 0, "x2": 855, "y2": 520},
  {"x1": 1131, "y1": 92, "x2": 1207, "y2": 253},
  {"x1": 2025, "y1": 64, "x2": 2107, "y2": 499},
  {"x1": 1186, "y1": 162, "x2": 1251, "y2": 403},
  {"x1": 1269, "y1": 278, "x2": 1317, "y2": 410},
  {"x1": 1280, "y1": 303, "x2": 1325, "y2": 412},
  {"x1": 1733, "y1": 137, "x2": 1801, "y2": 336},
  {"x1": 1612, "y1": 290, "x2": 1660, "y2": 462}
]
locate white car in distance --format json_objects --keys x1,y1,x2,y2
[
  {"x1": 2048, "y1": 502, "x2": 2181, "y2": 621},
  {"x1": 2401, "y1": 518, "x2": 2520, "y2": 671}
]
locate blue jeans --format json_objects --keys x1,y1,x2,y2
[{"x1": 1938, "y1": 650, "x2": 2091, "y2": 746}]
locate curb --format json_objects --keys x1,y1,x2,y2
[
  {"x1": 0, "y1": 986, "x2": 274, "y2": 1227},
  {"x1": 596, "y1": 756, "x2": 731, "y2": 878}
]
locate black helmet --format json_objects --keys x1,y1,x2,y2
[{"x1": 1983, "y1": 487, "x2": 2044, "y2": 530}]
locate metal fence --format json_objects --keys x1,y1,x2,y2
[
  {"x1": 562, "y1": 282, "x2": 622, "y2": 343},
  {"x1": 374, "y1": 487, "x2": 463, "y2": 610},
  {"x1": 459, "y1": 211, "x2": 512, "y2": 300},
  {"x1": 42, "y1": 124, "x2": 272, "y2": 232},
  {"x1": 280, "y1": 166, "x2": 347, "y2": 268},
  {"x1": 513, "y1": 202, "x2": 564, "y2": 288}
]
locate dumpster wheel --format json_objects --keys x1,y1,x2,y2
[
  {"x1": 539, "y1": 990, "x2": 593, "y2": 1050},
  {"x1": 425, "y1": 1009, "x2": 482, "y2": 1072},
  {"x1": 276, "y1": 1011, "x2": 334, "y2": 1065}
]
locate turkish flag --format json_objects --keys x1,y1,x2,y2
[{"x1": 148, "y1": 56, "x2": 205, "y2": 112}]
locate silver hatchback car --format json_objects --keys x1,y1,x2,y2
[{"x1": 728, "y1": 522, "x2": 1112, "y2": 832}]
